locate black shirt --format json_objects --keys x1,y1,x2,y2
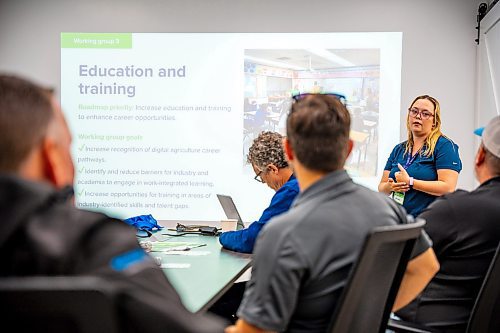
[
  {"x1": 396, "y1": 176, "x2": 500, "y2": 333},
  {"x1": 0, "y1": 175, "x2": 225, "y2": 333}
]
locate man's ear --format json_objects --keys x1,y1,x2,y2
[
  {"x1": 41, "y1": 136, "x2": 58, "y2": 187},
  {"x1": 267, "y1": 163, "x2": 279, "y2": 175},
  {"x1": 475, "y1": 145, "x2": 486, "y2": 167},
  {"x1": 41, "y1": 136, "x2": 69, "y2": 189},
  {"x1": 283, "y1": 138, "x2": 294, "y2": 162},
  {"x1": 346, "y1": 139, "x2": 354, "y2": 160}
]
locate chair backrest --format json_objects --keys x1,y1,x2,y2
[
  {"x1": 467, "y1": 242, "x2": 500, "y2": 333},
  {"x1": 0, "y1": 276, "x2": 119, "y2": 333},
  {"x1": 328, "y1": 219, "x2": 425, "y2": 333}
]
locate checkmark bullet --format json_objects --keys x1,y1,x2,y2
[
  {"x1": 78, "y1": 188, "x2": 84, "y2": 196},
  {"x1": 78, "y1": 144, "x2": 86, "y2": 151},
  {"x1": 78, "y1": 166, "x2": 85, "y2": 173}
]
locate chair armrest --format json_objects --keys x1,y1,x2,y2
[{"x1": 387, "y1": 318, "x2": 440, "y2": 333}]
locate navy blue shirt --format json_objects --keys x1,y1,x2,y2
[
  {"x1": 218, "y1": 174, "x2": 299, "y2": 253},
  {"x1": 384, "y1": 136, "x2": 462, "y2": 216}
]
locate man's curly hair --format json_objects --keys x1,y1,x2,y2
[{"x1": 247, "y1": 131, "x2": 288, "y2": 170}]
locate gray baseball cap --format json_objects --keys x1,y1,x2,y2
[{"x1": 474, "y1": 115, "x2": 500, "y2": 158}]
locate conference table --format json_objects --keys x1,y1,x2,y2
[{"x1": 144, "y1": 221, "x2": 252, "y2": 313}]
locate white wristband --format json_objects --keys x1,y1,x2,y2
[{"x1": 409, "y1": 177, "x2": 414, "y2": 187}]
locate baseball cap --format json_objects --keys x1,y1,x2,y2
[{"x1": 474, "y1": 115, "x2": 500, "y2": 158}]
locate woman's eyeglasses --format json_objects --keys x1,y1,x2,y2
[
  {"x1": 408, "y1": 108, "x2": 434, "y2": 120},
  {"x1": 292, "y1": 92, "x2": 347, "y2": 106}
]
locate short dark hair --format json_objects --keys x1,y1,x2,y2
[
  {"x1": 0, "y1": 75, "x2": 54, "y2": 172},
  {"x1": 286, "y1": 94, "x2": 351, "y2": 172},
  {"x1": 484, "y1": 146, "x2": 500, "y2": 176}
]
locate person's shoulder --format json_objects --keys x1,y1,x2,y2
[
  {"x1": 252, "y1": 209, "x2": 304, "y2": 263},
  {"x1": 356, "y1": 184, "x2": 404, "y2": 219},
  {"x1": 54, "y1": 201, "x2": 122, "y2": 227},
  {"x1": 436, "y1": 135, "x2": 459, "y2": 149},
  {"x1": 394, "y1": 141, "x2": 407, "y2": 150},
  {"x1": 44, "y1": 200, "x2": 133, "y2": 241},
  {"x1": 436, "y1": 189, "x2": 469, "y2": 202},
  {"x1": 389, "y1": 141, "x2": 407, "y2": 156},
  {"x1": 285, "y1": 177, "x2": 300, "y2": 193},
  {"x1": 283, "y1": 175, "x2": 299, "y2": 187},
  {"x1": 440, "y1": 188, "x2": 470, "y2": 202},
  {"x1": 434, "y1": 135, "x2": 461, "y2": 170},
  {"x1": 259, "y1": 206, "x2": 302, "y2": 242},
  {"x1": 273, "y1": 177, "x2": 300, "y2": 200},
  {"x1": 265, "y1": 208, "x2": 298, "y2": 230},
  {"x1": 420, "y1": 189, "x2": 468, "y2": 216}
]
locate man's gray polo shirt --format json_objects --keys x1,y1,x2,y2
[{"x1": 237, "y1": 170, "x2": 428, "y2": 333}]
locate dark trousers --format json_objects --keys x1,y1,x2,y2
[{"x1": 208, "y1": 282, "x2": 246, "y2": 324}]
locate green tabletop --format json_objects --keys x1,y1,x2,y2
[{"x1": 145, "y1": 224, "x2": 251, "y2": 313}]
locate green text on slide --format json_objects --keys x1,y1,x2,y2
[{"x1": 61, "y1": 33, "x2": 132, "y2": 49}]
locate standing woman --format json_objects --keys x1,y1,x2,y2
[{"x1": 378, "y1": 95, "x2": 462, "y2": 216}]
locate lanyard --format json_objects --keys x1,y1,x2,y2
[{"x1": 404, "y1": 148, "x2": 420, "y2": 170}]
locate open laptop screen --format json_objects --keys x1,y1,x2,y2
[{"x1": 216, "y1": 194, "x2": 246, "y2": 230}]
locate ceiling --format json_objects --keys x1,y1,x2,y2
[{"x1": 245, "y1": 49, "x2": 380, "y2": 70}]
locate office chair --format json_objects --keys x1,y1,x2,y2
[
  {"x1": 387, "y1": 243, "x2": 500, "y2": 333},
  {"x1": 0, "y1": 276, "x2": 119, "y2": 333},
  {"x1": 328, "y1": 219, "x2": 425, "y2": 333}
]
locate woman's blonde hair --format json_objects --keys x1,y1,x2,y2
[{"x1": 405, "y1": 95, "x2": 442, "y2": 157}]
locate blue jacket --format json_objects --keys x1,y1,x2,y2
[{"x1": 219, "y1": 174, "x2": 299, "y2": 253}]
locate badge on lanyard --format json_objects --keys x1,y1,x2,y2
[{"x1": 393, "y1": 191, "x2": 405, "y2": 205}]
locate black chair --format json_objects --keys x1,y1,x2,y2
[
  {"x1": 0, "y1": 276, "x2": 119, "y2": 333},
  {"x1": 387, "y1": 243, "x2": 500, "y2": 333},
  {"x1": 328, "y1": 219, "x2": 426, "y2": 333}
]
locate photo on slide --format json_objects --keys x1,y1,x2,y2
[{"x1": 243, "y1": 48, "x2": 380, "y2": 176}]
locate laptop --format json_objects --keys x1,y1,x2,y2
[{"x1": 216, "y1": 194, "x2": 246, "y2": 230}]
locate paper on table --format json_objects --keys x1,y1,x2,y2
[
  {"x1": 161, "y1": 263, "x2": 191, "y2": 269},
  {"x1": 149, "y1": 242, "x2": 206, "y2": 252},
  {"x1": 220, "y1": 219, "x2": 238, "y2": 232},
  {"x1": 162, "y1": 250, "x2": 211, "y2": 256}
]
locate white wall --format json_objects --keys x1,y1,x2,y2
[{"x1": 0, "y1": 0, "x2": 480, "y2": 189}]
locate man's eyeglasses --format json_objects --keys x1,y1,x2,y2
[
  {"x1": 254, "y1": 170, "x2": 265, "y2": 183},
  {"x1": 408, "y1": 108, "x2": 434, "y2": 120},
  {"x1": 292, "y1": 92, "x2": 347, "y2": 106}
]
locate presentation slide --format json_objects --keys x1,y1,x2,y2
[{"x1": 61, "y1": 32, "x2": 402, "y2": 222}]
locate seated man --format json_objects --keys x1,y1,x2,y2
[
  {"x1": 219, "y1": 131, "x2": 299, "y2": 253},
  {"x1": 226, "y1": 94, "x2": 436, "y2": 333},
  {"x1": 396, "y1": 116, "x2": 500, "y2": 333},
  {"x1": 0, "y1": 75, "x2": 225, "y2": 333},
  {"x1": 214, "y1": 132, "x2": 299, "y2": 322}
]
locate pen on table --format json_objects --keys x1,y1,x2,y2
[{"x1": 165, "y1": 244, "x2": 207, "y2": 251}]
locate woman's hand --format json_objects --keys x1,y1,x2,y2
[
  {"x1": 388, "y1": 177, "x2": 410, "y2": 193},
  {"x1": 395, "y1": 163, "x2": 410, "y2": 184},
  {"x1": 379, "y1": 170, "x2": 409, "y2": 194}
]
